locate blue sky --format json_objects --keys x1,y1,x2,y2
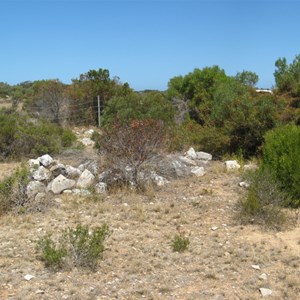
[{"x1": 1, "y1": 0, "x2": 300, "y2": 90}]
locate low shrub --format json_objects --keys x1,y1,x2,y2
[
  {"x1": 0, "y1": 165, "x2": 30, "y2": 215},
  {"x1": 169, "y1": 121, "x2": 230, "y2": 158},
  {"x1": 67, "y1": 223, "x2": 109, "y2": 269},
  {"x1": 36, "y1": 223, "x2": 110, "y2": 271},
  {"x1": 36, "y1": 235, "x2": 67, "y2": 270},
  {"x1": 238, "y1": 169, "x2": 288, "y2": 230},
  {"x1": 99, "y1": 119, "x2": 167, "y2": 187},
  {"x1": 0, "y1": 112, "x2": 76, "y2": 160},
  {"x1": 171, "y1": 235, "x2": 190, "y2": 252},
  {"x1": 262, "y1": 124, "x2": 300, "y2": 207}
]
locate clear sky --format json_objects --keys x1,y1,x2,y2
[{"x1": 1, "y1": 0, "x2": 300, "y2": 90}]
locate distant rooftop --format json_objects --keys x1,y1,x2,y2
[{"x1": 255, "y1": 88, "x2": 273, "y2": 94}]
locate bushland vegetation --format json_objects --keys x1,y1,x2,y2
[{"x1": 1, "y1": 55, "x2": 300, "y2": 223}]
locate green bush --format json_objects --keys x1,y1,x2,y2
[
  {"x1": 0, "y1": 112, "x2": 76, "y2": 159},
  {"x1": 36, "y1": 235, "x2": 67, "y2": 270},
  {"x1": 171, "y1": 235, "x2": 190, "y2": 252},
  {"x1": 238, "y1": 169, "x2": 288, "y2": 230},
  {"x1": 36, "y1": 223, "x2": 110, "y2": 271},
  {"x1": 102, "y1": 92, "x2": 175, "y2": 127},
  {"x1": 67, "y1": 223, "x2": 109, "y2": 269},
  {"x1": 0, "y1": 165, "x2": 30, "y2": 214},
  {"x1": 169, "y1": 121, "x2": 230, "y2": 158},
  {"x1": 262, "y1": 125, "x2": 300, "y2": 207}
]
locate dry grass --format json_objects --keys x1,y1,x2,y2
[{"x1": 0, "y1": 157, "x2": 299, "y2": 299}]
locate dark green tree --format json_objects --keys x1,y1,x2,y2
[
  {"x1": 235, "y1": 70, "x2": 259, "y2": 87},
  {"x1": 102, "y1": 91, "x2": 175, "y2": 127}
]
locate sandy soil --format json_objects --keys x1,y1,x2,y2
[{"x1": 0, "y1": 150, "x2": 299, "y2": 299}]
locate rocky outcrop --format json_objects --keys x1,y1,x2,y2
[{"x1": 24, "y1": 147, "x2": 212, "y2": 199}]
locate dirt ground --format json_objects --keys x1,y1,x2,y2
[{"x1": 0, "y1": 146, "x2": 299, "y2": 299}]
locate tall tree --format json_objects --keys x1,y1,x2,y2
[{"x1": 235, "y1": 70, "x2": 259, "y2": 88}]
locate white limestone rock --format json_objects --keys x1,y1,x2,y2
[
  {"x1": 191, "y1": 166, "x2": 206, "y2": 177},
  {"x1": 27, "y1": 159, "x2": 40, "y2": 171},
  {"x1": 66, "y1": 165, "x2": 82, "y2": 179},
  {"x1": 38, "y1": 154, "x2": 53, "y2": 167},
  {"x1": 80, "y1": 137, "x2": 95, "y2": 146},
  {"x1": 26, "y1": 181, "x2": 46, "y2": 198},
  {"x1": 185, "y1": 147, "x2": 197, "y2": 160},
  {"x1": 225, "y1": 160, "x2": 241, "y2": 171},
  {"x1": 47, "y1": 175, "x2": 76, "y2": 194},
  {"x1": 32, "y1": 166, "x2": 52, "y2": 181},
  {"x1": 259, "y1": 288, "x2": 272, "y2": 297},
  {"x1": 196, "y1": 151, "x2": 212, "y2": 161},
  {"x1": 239, "y1": 181, "x2": 250, "y2": 188},
  {"x1": 76, "y1": 169, "x2": 95, "y2": 188}
]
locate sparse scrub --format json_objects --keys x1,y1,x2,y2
[
  {"x1": 36, "y1": 223, "x2": 110, "y2": 271},
  {"x1": 0, "y1": 164, "x2": 30, "y2": 214},
  {"x1": 98, "y1": 119, "x2": 167, "y2": 188},
  {"x1": 36, "y1": 234, "x2": 67, "y2": 270},
  {"x1": 0, "y1": 112, "x2": 76, "y2": 160},
  {"x1": 237, "y1": 168, "x2": 288, "y2": 230},
  {"x1": 171, "y1": 234, "x2": 190, "y2": 252},
  {"x1": 67, "y1": 223, "x2": 109, "y2": 269}
]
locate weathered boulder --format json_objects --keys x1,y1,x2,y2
[
  {"x1": 196, "y1": 151, "x2": 212, "y2": 161},
  {"x1": 32, "y1": 166, "x2": 52, "y2": 181},
  {"x1": 76, "y1": 169, "x2": 95, "y2": 188},
  {"x1": 28, "y1": 159, "x2": 40, "y2": 170},
  {"x1": 80, "y1": 137, "x2": 95, "y2": 146},
  {"x1": 47, "y1": 175, "x2": 76, "y2": 194},
  {"x1": 153, "y1": 155, "x2": 192, "y2": 179},
  {"x1": 38, "y1": 154, "x2": 53, "y2": 167},
  {"x1": 26, "y1": 181, "x2": 46, "y2": 198},
  {"x1": 225, "y1": 160, "x2": 241, "y2": 170},
  {"x1": 66, "y1": 165, "x2": 82, "y2": 179},
  {"x1": 185, "y1": 147, "x2": 197, "y2": 160},
  {"x1": 191, "y1": 166, "x2": 206, "y2": 177}
]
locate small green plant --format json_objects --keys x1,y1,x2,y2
[
  {"x1": 36, "y1": 223, "x2": 110, "y2": 271},
  {"x1": 36, "y1": 235, "x2": 67, "y2": 270},
  {"x1": 171, "y1": 235, "x2": 190, "y2": 252},
  {"x1": 67, "y1": 223, "x2": 109, "y2": 269}
]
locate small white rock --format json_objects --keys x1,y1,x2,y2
[
  {"x1": 251, "y1": 264, "x2": 261, "y2": 270},
  {"x1": 259, "y1": 273, "x2": 268, "y2": 280},
  {"x1": 211, "y1": 226, "x2": 218, "y2": 231},
  {"x1": 259, "y1": 288, "x2": 272, "y2": 297},
  {"x1": 239, "y1": 181, "x2": 250, "y2": 188},
  {"x1": 24, "y1": 274, "x2": 34, "y2": 281},
  {"x1": 225, "y1": 160, "x2": 240, "y2": 170}
]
